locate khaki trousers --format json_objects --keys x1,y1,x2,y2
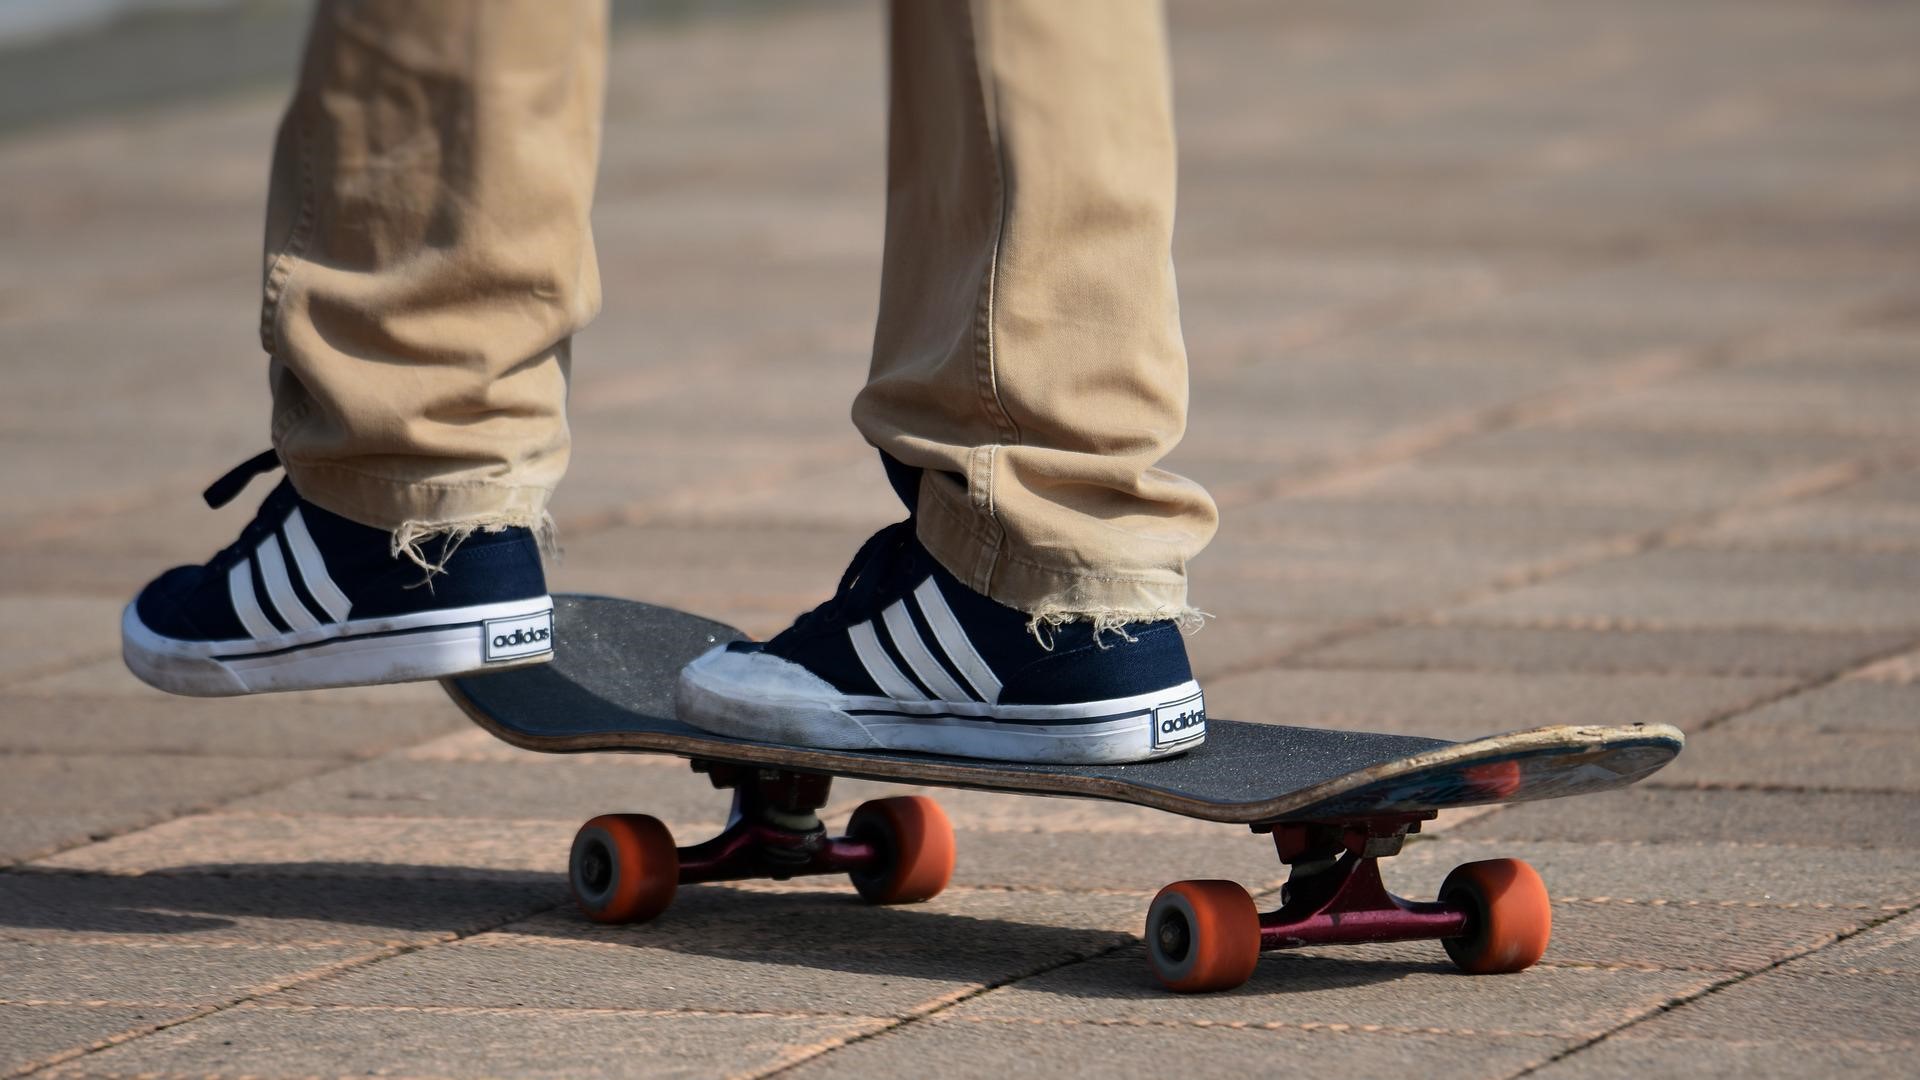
[{"x1": 266, "y1": 0, "x2": 1216, "y2": 618}]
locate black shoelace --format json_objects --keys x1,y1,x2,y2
[{"x1": 200, "y1": 450, "x2": 288, "y2": 573}]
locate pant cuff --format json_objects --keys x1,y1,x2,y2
[
  {"x1": 913, "y1": 470, "x2": 1199, "y2": 627},
  {"x1": 284, "y1": 460, "x2": 558, "y2": 568}
]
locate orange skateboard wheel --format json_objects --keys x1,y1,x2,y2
[
  {"x1": 1439, "y1": 858, "x2": 1552, "y2": 973},
  {"x1": 570, "y1": 813, "x2": 679, "y2": 924},
  {"x1": 847, "y1": 796, "x2": 956, "y2": 904},
  {"x1": 1146, "y1": 880, "x2": 1262, "y2": 993}
]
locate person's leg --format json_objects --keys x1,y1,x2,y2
[
  {"x1": 124, "y1": 0, "x2": 608, "y2": 697},
  {"x1": 268, "y1": 0, "x2": 606, "y2": 541},
  {"x1": 677, "y1": 0, "x2": 1216, "y2": 764},
  {"x1": 859, "y1": 0, "x2": 1216, "y2": 622}
]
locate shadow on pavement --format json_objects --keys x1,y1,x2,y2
[{"x1": 0, "y1": 863, "x2": 1443, "y2": 996}]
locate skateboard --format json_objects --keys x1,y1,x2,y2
[{"x1": 444, "y1": 595, "x2": 1683, "y2": 992}]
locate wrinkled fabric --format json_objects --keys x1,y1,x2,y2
[{"x1": 264, "y1": 0, "x2": 1215, "y2": 617}]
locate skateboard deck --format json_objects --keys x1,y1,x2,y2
[
  {"x1": 444, "y1": 595, "x2": 1682, "y2": 824},
  {"x1": 443, "y1": 594, "x2": 1683, "y2": 993}
]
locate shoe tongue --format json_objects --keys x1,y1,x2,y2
[{"x1": 780, "y1": 521, "x2": 922, "y2": 642}]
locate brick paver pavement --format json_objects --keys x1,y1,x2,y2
[{"x1": 3, "y1": 1, "x2": 1918, "y2": 1076}]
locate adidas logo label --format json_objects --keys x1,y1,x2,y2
[
  {"x1": 1150, "y1": 693, "x2": 1206, "y2": 750},
  {"x1": 485, "y1": 610, "x2": 555, "y2": 661}
]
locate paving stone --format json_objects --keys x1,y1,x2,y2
[
  {"x1": 503, "y1": 879, "x2": 1143, "y2": 957},
  {"x1": 0, "y1": 755, "x2": 335, "y2": 865},
  {"x1": 1204, "y1": 668, "x2": 1791, "y2": 740},
  {"x1": 32, "y1": 813, "x2": 576, "y2": 881},
  {"x1": 0, "y1": 815, "x2": 112, "y2": 868},
  {"x1": 0, "y1": 940, "x2": 383, "y2": 1006},
  {"x1": 549, "y1": 428, "x2": 879, "y2": 534},
  {"x1": 0, "y1": 868, "x2": 560, "y2": 946},
  {"x1": 1385, "y1": 839, "x2": 1920, "y2": 910},
  {"x1": 0, "y1": 595, "x2": 123, "y2": 684},
  {"x1": 11, "y1": 656, "x2": 449, "y2": 707},
  {"x1": 1619, "y1": 969, "x2": 1920, "y2": 1046},
  {"x1": 1186, "y1": 616, "x2": 1339, "y2": 678},
  {"x1": 1450, "y1": 787, "x2": 1920, "y2": 849},
  {"x1": 945, "y1": 948, "x2": 1709, "y2": 1038},
  {"x1": 1455, "y1": 549, "x2": 1920, "y2": 632},
  {"x1": 548, "y1": 522, "x2": 868, "y2": 625},
  {"x1": 1535, "y1": 899, "x2": 1866, "y2": 972},
  {"x1": 783, "y1": 1018, "x2": 1568, "y2": 1080},
  {"x1": 1856, "y1": 645, "x2": 1920, "y2": 684},
  {"x1": 1793, "y1": 910, "x2": 1920, "y2": 973},
  {"x1": 395, "y1": 729, "x2": 557, "y2": 763},
  {"x1": 386, "y1": 733, "x2": 911, "y2": 817},
  {"x1": 1529, "y1": 1036, "x2": 1917, "y2": 1079},
  {"x1": 287, "y1": 888, "x2": 1144, "y2": 1018},
  {"x1": 0, "y1": 1004, "x2": 200, "y2": 1076},
  {"x1": 0, "y1": 692, "x2": 464, "y2": 759},
  {"x1": 1732, "y1": 678, "x2": 1920, "y2": 733},
  {"x1": 1217, "y1": 497, "x2": 1672, "y2": 562},
  {"x1": 28, "y1": 808, "x2": 1271, "y2": 897},
  {"x1": 40, "y1": 1005, "x2": 885, "y2": 1080},
  {"x1": 1299, "y1": 624, "x2": 1911, "y2": 677},
  {"x1": 224, "y1": 756, "x2": 729, "y2": 829},
  {"x1": 1657, "y1": 724, "x2": 1920, "y2": 793},
  {"x1": 0, "y1": 754, "x2": 331, "y2": 820},
  {"x1": 1567, "y1": 357, "x2": 1920, "y2": 438},
  {"x1": 641, "y1": 454, "x2": 908, "y2": 532},
  {"x1": 946, "y1": 827, "x2": 1287, "y2": 895},
  {"x1": 1194, "y1": 561, "x2": 1498, "y2": 622},
  {"x1": 911, "y1": 788, "x2": 1221, "y2": 836},
  {"x1": 1313, "y1": 427, "x2": 1886, "y2": 512},
  {"x1": 1692, "y1": 470, "x2": 1920, "y2": 550},
  {"x1": 1254, "y1": 894, "x2": 1870, "y2": 976}
]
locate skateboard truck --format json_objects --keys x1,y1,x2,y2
[
  {"x1": 566, "y1": 765, "x2": 1551, "y2": 996},
  {"x1": 1144, "y1": 813, "x2": 1553, "y2": 992},
  {"x1": 566, "y1": 763, "x2": 957, "y2": 926},
  {"x1": 1258, "y1": 816, "x2": 1467, "y2": 949},
  {"x1": 676, "y1": 764, "x2": 878, "y2": 881}
]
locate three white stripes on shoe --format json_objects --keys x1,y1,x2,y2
[
  {"x1": 848, "y1": 579, "x2": 1003, "y2": 704},
  {"x1": 228, "y1": 507, "x2": 351, "y2": 636},
  {"x1": 122, "y1": 504, "x2": 554, "y2": 696}
]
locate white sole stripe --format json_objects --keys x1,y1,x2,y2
[
  {"x1": 881, "y1": 600, "x2": 974, "y2": 703},
  {"x1": 127, "y1": 595, "x2": 554, "y2": 659},
  {"x1": 226, "y1": 560, "x2": 279, "y2": 640},
  {"x1": 912, "y1": 578, "x2": 1002, "y2": 704},
  {"x1": 849, "y1": 621, "x2": 928, "y2": 701},
  {"x1": 281, "y1": 507, "x2": 352, "y2": 622},
  {"x1": 254, "y1": 535, "x2": 321, "y2": 632}
]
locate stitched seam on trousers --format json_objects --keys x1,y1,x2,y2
[
  {"x1": 919, "y1": 481, "x2": 1003, "y2": 590},
  {"x1": 957, "y1": 0, "x2": 1019, "y2": 596},
  {"x1": 260, "y1": 118, "x2": 318, "y2": 359},
  {"x1": 969, "y1": 0, "x2": 1021, "y2": 455}
]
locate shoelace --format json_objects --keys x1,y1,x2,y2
[
  {"x1": 204, "y1": 449, "x2": 282, "y2": 509},
  {"x1": 201, "y1": 450, "x2": 288, "y2": 572},
  {"x1": 785, "y1": 518, "x2": 921, "y2": 639}
]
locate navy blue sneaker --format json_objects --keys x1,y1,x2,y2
[
  {"x1": 675, "y1": 520, "x2": 1206, "y2": 764},
  {"x1": 122, "y1": 451, "x2": 555, "y2": 697}
]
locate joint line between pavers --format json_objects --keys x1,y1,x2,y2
[
  {"x1": 1204, "y1": 427, "x2": 1920, "y2": 687},
  {"x1": 4, "y1": 893, "x2": 568, "y2": 1080},
  {"x1": 1498, "y1": 898, "x2": 1920, "y2": 1080}
]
